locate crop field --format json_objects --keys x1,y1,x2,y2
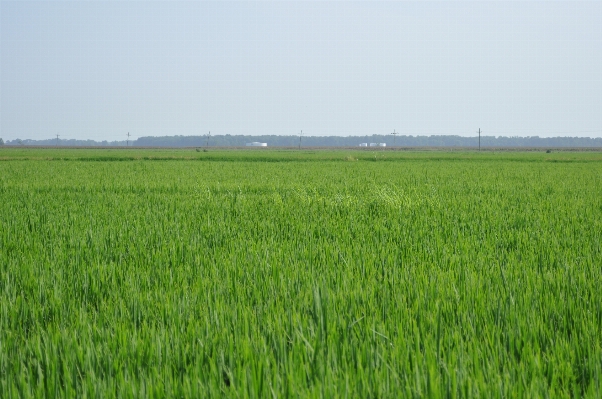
[{"x1": 1, "y1": 148, "x2": 601, "y2": 397}]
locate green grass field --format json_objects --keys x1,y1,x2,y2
[{"x1": 1, "y1": 148, "x2": 601, "y2": 397}]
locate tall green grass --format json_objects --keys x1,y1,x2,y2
[{"x1": 1, "y1": 151, "x2": 601, "y2": 397}]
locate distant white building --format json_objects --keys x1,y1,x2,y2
[
  {"x1": 377, "y1": 143, "x2": 386, "y2": 147},
  {"x1": 246, "y1": 142, "x2": 267, "y2": 147},
  {"x1": 359, "y1": 143, "x2": 368, "y2": 147}
]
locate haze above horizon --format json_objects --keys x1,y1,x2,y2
[{"x1": 1, "y1": 1, "x2": 601, "y2": 142}]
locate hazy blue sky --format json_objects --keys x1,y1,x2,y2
[{"x1": 1, "y1": 1, "x2": 601, "y2": 142}]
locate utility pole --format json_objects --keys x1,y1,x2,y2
[
  {"x1": 299, "y1": 130, "x2": 302, "y2": 150},
  {"x1": 206, "y1": 131, "x2": 210, "y2": 148},
  {"x1": 390, "y1": 129, "x2": 398, "y2": 146},
  {"x1": 477, "y1": 128, "x2": 481, "y2": 151},
  {"x1": 127, "y1": 132, "x2": 130, "y2": 147},
  {"x1": 56, "y1": 133, "x2": 60, "y2": 146}
]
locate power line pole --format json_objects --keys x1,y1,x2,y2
[
  {"x1": 390, "y1": 129, "x2": 398, "y2": 147},
  {"x1": 477, "y1": 128, "x2": 481, "y2": 151},
  {"x1": 56, "y1": 133, "x2": 60, "y2": 146},
  {"x1": 299, "y1": 130, "x2": 302, "y2": 150},
  {"x1": 127, "y1": 132, "x2": 130, "y2": 147},
  {"x1": 206, "y1": 131, "x2": 210, "y2": 148}
]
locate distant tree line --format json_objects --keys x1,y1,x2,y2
[
  {"x1": 4, "y1": 135, "x2": 602, "y2": 148},
  {"x1": 136, "y1": 134, "x2": 602, "y2": 147}
]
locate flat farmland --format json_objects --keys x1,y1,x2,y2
[{"x1": 1, "y1": 149, "x2": 601, "y2": 397}]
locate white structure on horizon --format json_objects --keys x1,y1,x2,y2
[
  {"x1": 246, "y1": 142, "x2": 267, "y2": 147},
  {"x1": 377, "y1": 143, "x2": 386, "y2": 147},
  {"x1": 359, "y1": 143, "x2": 368, "y2": 147}
]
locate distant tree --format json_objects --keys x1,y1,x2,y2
[{"x1": 0, "y1": 138, "x2": 4, "y2": 145}]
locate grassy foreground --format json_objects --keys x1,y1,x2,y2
[{"x1": 1, "y1": 149, "x2": 601, "y2": 397}]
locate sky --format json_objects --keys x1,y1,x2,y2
[{"x1": 1, "y1": 1, "x2": 601, "y2": 142}]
